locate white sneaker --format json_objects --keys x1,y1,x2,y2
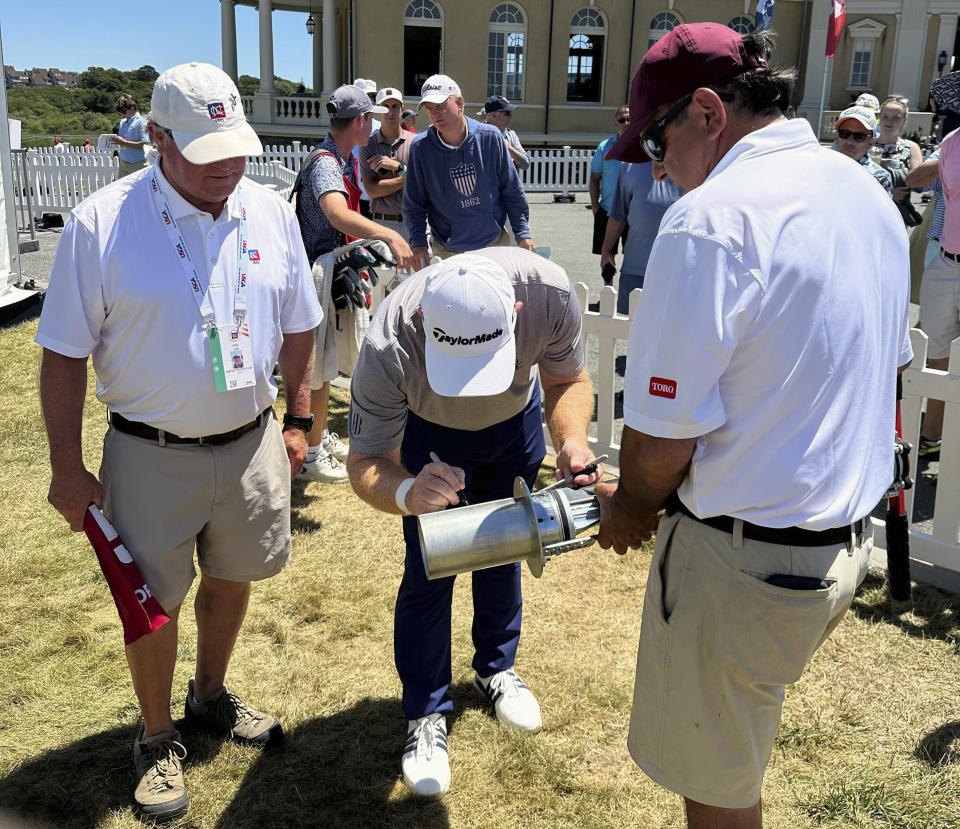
[
  {"x1": 401, "y1": 713, "x2": 450, "y2": 798},
  {"x1": 323, "y1": 432, "x2": 350, "y2": 462},
  {"x1": 474, "y1": 669, "x2": 542, "y2": 732},
  {"x1": 296, "y1": 451, "x2": 349, "y2": 484}
]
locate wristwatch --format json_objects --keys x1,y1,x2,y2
[
  {"x1": 282, "y1": 412, "x2": 315, "y2": 433},
  {"x1": 397, "y1": 162, "x2": 406, "y2": 175}
]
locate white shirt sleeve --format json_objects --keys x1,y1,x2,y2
[
  {"x1": 278, "y1": 201, "x2": 323, "y2": 334},
  {"x1": 34, "y1": 212, "x2": 105, "y2": 358},
  {"x1": 622, "y1": 229, "x2": 763, "y2": 439}
]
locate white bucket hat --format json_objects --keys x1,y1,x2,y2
[
  {"x1": 420, "y1": 254, "x2": 517, "y2": 397},
  {"x1": 149, "y1": 62, "x2": 262, "y2": 164}
]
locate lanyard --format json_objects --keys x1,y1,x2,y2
[{"x1": 149, "y1": 172, "x2": 248, "y2": 330}]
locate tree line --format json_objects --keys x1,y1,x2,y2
[{"x1": 9, "y1": 66, "x2": 308, "y2": 144}]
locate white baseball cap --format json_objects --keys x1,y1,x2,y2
[
  {"x1": 149, "y1": 62, "x2": 262, "y2": 164},
  {"x1": 421, "y1": 254, "x2": 517, "y2": 397},
  {"x1": 353, "y1": 78, "x2": 377, "y2": 94},
  {"x1": 376, "y1": 86, "x2": 403, "y2": 106},
  {"x1": 855, "y1": 93, "x2": 881, "y2": 113},
  {"x1": 419, "y1": 74, "x2": 460, "y2": 110},
  {"x1": 836, "y1": 105, "x2": 877, "y2": 134}
]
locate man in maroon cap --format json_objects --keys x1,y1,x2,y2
[{"x1": 595, "y1": 25, "x2": 912, "y2": 828}]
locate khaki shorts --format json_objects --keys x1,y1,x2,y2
[
  {"x1": 918, "y1": 250, "x2": 960, "y2": 360},
  {"x1": 311, "y1": 258, "x2": 339, "y2": 389},
  {"x1": 628, "y1": 511, "x2": 871, "y2": 809},
  {"x1": 99, "y1": 412, "x2": 291, "y2": 610},
  {"x1": 429, "y1": 229, "x2": 510, "y2": 260},
  {"x1": 118, "y1": 159, "x2": 146, "y2": 177}
]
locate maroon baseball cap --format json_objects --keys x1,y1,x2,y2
[{"x1": 607, "y1": 22, "x2": 766, "y2": 163}]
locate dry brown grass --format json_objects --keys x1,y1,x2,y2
[{"x1": 3, "y1": 315, "x2": 960, "y2": 828}]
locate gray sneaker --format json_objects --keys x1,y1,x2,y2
[
  {"x1": 132, "y1": 728, "x2": 189, "y2": 822},
  {"x1": 184, "y1": 679, "x2": 284, "y2": 748},
  {"x1": 296, "y1": 451, "x2": 350, "y2": 484}
]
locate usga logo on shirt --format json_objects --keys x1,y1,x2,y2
[
  {"x1": 649, "y1": 376, "x2": 677, "y2": 399},
  {"x1": 248, "y1": 249, "x2": 260, "y2": 263}
]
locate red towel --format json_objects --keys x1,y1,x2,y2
[{"x1": 83, "y1": 505, "x2": 170, "y2": 645}]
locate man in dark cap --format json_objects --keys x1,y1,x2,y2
[
  {"x1": 596, "y1": 24, "x2": 912, "y2": 828},
  {"x1": 479, "y1": 95, "x2": 529, "y2": 171}
]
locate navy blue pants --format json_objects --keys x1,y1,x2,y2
[{"x1": 395, "y1": 390, "x2": 546, "y2": 720}]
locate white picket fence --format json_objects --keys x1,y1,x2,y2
[{"x1": 885, "y1": 328, "x2": 960, "y2": 584}]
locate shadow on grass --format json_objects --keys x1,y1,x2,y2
[
  {"x1": 851, "y1": 570, "x2": 960, "y2": 650},
  {"x1": 915, "y1": 720, "x2": 960, "y2": 767},
  {"x1": 215, "y1": 691, "x2": 473, "y2": 829}
]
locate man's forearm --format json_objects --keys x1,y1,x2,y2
[
  {"x1": 277, "y1": 330, "x2": 315, "y2": 417},
  {"x1": 40, "y1": 349, "x2": 89, "y2": 472},
  {"x1": 347, "y1": 447, "x2": 409, "y2": 514},
  {"x1": 542, "y1": 370, "x2": 593, "y2": 451},
  {"x1": 602, "y1": 218, "x2": 625, "y2": 256},
  {"x1": 363, "y1": 177, "x2": 405, "y2": 198},
  {"x1": 905, "y1": 160, "x2": 939, "y2": 188},
  {"x1": 615, "y1": 426, "x2": 697, "y2": 515},
  {"x1": 589, "y1": 177, "x2": 601, "y2": 211}
]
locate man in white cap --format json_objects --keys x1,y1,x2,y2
[
  {"x1": 832, "y1": 104, "x2": 893, "y2": 195},
  {"x1": 360, "y1": 85, "x2": 414, "y2": 239},
  {"x1": 346, "y1": 247, "x2": 597, "y2": 798},
  {"x1": 403, "y1": 74, "x2": 534, "y2": 269},
  {"x1": 294, "y1": 84, "x2": 413, "y2": 485},
  {"x1": 36, "y1": 62, "x2": 322, "y2": 822}
]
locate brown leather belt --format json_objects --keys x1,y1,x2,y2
[
  {"x1": 372, "y1": 211, "x2": 403, "y2": 222},
  {"x1": 665, "y1": 493, "x2": 864, "y2": 547},
  {"x1": 109, "y1": 408, "x2": 271, "y2": 446}
]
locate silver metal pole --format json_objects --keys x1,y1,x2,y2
[{"x1": 816, "y1": 56, "x2": 831, "y2": 142}]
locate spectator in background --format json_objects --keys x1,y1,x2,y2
[
  {"x1": 832, "y1": 105, "x2": 893, "y2": 195},
  {"x1": 360, "y1": 85, "x2": 412, "y2": 238},
  {"x1": 403, "y1": 74, "x2": 534, "y2": 269},
  {"x1": 352, "y1": 79, "x2": 380, "y2": 218},
  {"x1": 478, "y1": 95, "x2": 530, "y2": 172},
  {"x1": 600, "y1": 163, "x2": 681, "y2": 315},
  {"x1": 402, "y1": 109, "x2": 417, "y2": 133},
  {"x1": 82, "y1": 138, "x2": 94, "y2": 152},
  {"x1": 912, "y1": 128, "x2": 960, "y2": 459},
  {"x1": 53, "y1": 136, "x2": 66, "y2": 153},
  {"x1": 112, "y1": 94, "x2": 150, "y2": 177},
  {"x1": 589, "y1": 106, "x2": 631, "y2": 257},
  {"x1": 877, "y1": 95, "x2": 923, "y2": 223}
]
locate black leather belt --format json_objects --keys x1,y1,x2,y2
[
  {"x1": 109, "y1": 408, "x2": 271, "y2": 446},
  {"x1": 372, "y1": 211, "x2": 403, "y2": 222},
  {"x1": 665, "y1": 493, "x2": 864, "y2": 547},
  {"x1": 941, "y1": 247, "x2": 960, "y2": 262}
]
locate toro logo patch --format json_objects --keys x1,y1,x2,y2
[
  {"x1": 207, "y1": 101, "x2": 227, "y2": 120},
  {"x1": 649, "y1": 376, "x2": 677, "y2": 399}
]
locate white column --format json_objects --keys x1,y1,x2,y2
[
  {"x1": 322, "y1": 0, "x2": 337, "y2": 92},
  {"x1": 259, "y1": 0, "x2": 275, "y2": 94},
  {"x1": 220, "y1": 0, "x2": 238, "y2": 81},
  {"x1": 313, "y1": 19, "x2": 323, "y2": 94},
  {"x1": 933, "y1": 13, "x2": 958, "y2": 84},
  {"x1": 889, "y1": 0, "x2": 929, "y2": 106},
  {"x1": 799, "y1": 0, "x2": 833, "y2": 113}
]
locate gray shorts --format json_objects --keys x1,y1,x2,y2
[{"x1": 99, "y1": 412, "x2": 291, "y2": 609}]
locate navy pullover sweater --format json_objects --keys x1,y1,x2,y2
[{"x1": 403, "y1": 117, "x2": 530, "y2": 251}]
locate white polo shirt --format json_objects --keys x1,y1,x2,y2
[
  {"x1": 36, "y1": 164, "x2": 322, "y2": 437},
  {"x1": 623, "y1": 118, "x2": 912, "y2": 530}
]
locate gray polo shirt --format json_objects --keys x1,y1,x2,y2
[
  {"x1": 348, "y1": 247, "x2": 584, "y2": 455},
  {"x1": 359, "y1": 127, "x2": 414, "y2": 216}
]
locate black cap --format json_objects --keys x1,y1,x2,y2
[{"x1": 482, "y1": 95, "x2": 518, "y2": 114}]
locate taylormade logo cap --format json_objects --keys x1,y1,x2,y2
[{"x1": 421, "y1": 254, "x2": 517, "y2": 397}]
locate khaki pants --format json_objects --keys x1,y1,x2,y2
[
  {"x1": 429, "y1": 229, "x2": 511, "y2": 260},
  {"x1": 118, "y1": 159, "x2": 146, "y2": 177}
]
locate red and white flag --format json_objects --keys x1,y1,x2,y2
[
  {"x1": 825, "y1": 0, "x2": 846, "y2": 58},
  {"x1": 83, "y1": 505, "x2": 170, "y2": 645}
]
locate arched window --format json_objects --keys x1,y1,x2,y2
[
  {"x1": 728, "y1": 16, "x2": 754, "y2": 35},
  {"x1": 567, "y1": 8, "x2": 606, "y2": 103},
  {"x1": 488, "y1": 3, "x2": 526, "y2": 100},
  {"x1": 404, "y1": 0, "x2": 443, "y2": 96},
  {"x1": 648, "y1": 11, "x2": 680, "y2": 49}
]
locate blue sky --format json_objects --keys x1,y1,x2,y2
[{"x1": 0, "y1": 0, "x2": 315, "y2": 83}]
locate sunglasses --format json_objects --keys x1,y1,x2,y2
[
  {"x1": 616, "y1": 117, "x2": 630, "y2": 124},
  {"x1": 836, "y1": 127, "x2": 870, "y2": 141},
  {"x1": 640, "y1": 92, "x2": 734, "y2": 163}
]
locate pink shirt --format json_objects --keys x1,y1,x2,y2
[{"x1": 939, "y1": 128, "x2": 960, "y2": 253}]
